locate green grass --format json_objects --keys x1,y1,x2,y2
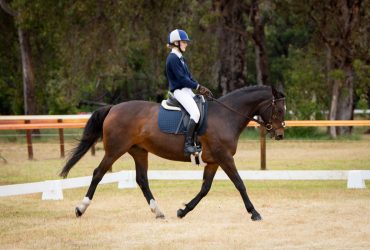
[
  {"x1": 0, "y1": 131, "x2": 369, "y2": 185},
  {"x1": 240, "y1": 126, "x2": 367, "y2": 140}
]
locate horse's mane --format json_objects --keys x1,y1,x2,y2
[
  {"x1": 219, "y1": 85, "x2": 285, "y2": 101},
  {"x1": 218, "y1": 85, "x2": 272, "y2": 101}
]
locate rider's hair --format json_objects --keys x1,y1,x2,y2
[{"x1": 167, "y1": 41, "x2": 179, "y2": 49}]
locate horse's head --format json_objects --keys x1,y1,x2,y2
[{"x1": 258, "y1": 86, "x2": 286, "y2": 140}]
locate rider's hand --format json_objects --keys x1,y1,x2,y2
[{"x1": 198, "y1": 85, "x2": 213, "y2": 98}]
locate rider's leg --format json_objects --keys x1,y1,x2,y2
[
  {"x1": 173, "y1": 88, "x2": 199, "y2": 120},
  {"x1": 173, "y1": 88, "x2": 200, "y2": 155}
]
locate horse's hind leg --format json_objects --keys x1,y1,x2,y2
[
  {"x1": 177, "y1": 163, "x2": 218, "y2": 218},
  {"x1": 75, "y1": 155, "x2": 117, "y2": 217},
  {"x1": 129, "y1": 146, "x2": 164, "y2": 219}
]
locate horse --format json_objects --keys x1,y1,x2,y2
[{"x1": 60, "y1": 85, "x2": 286, "y2": 221}]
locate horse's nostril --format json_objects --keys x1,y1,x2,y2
[{"x1": 276, "y1": 134, "x2": 284, "y2": 140}]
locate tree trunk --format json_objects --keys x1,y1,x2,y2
[
  {"x1": 250, "y1": 0, "x2": 268, "y2": 85},
  {"x1": 18, "y1": 28, "x2": 36, "y2": 115},
  {"x1": 335, "y1": 63, "x2": 354, "y2": 134},
  {"x1": 214, "y1": 0, "x2": 247, "y2": 94},
  {"x1": 329, "y1": 79, "x2": 340, "y2": 138},
  {"x1": 326, "y1": 45, "x2": 338, "y2": 138}
]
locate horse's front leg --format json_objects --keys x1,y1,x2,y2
[
  {"x1": 220, "y1": 156, "x2": 262, "y2": 221},
  {"x1": 129, "y1": 147, "x2": 164, "y2": 219},
  {"x1": 177, "y1": 163, "x2": 218, "y2": 218}
]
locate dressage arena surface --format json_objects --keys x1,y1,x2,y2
[
  {"x1": 0, "y1": 139, "x2": 369, "y2": 249},
  {"x1": 0, "y1": 182, "x2": 369, "y2": 249}
]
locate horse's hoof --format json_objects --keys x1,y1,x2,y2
[
  {"x1": 177, "y1": 209, "x2": 186, "y2": 218},
  {"x1": 75, "y1": 207, "x2": 83, "y2": 217},
  {"x1": 251, "y1": 210, "x2": 262, "y2": 221}
]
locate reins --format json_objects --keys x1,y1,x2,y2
[{"x1": 208, "y1": 96, "x2": 271, "y2": 127}]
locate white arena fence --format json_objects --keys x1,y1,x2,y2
[{"x1": 0, "y1": 170, "x2": 369, "y2": 200}]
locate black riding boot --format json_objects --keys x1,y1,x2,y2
[{"x1": 184, "y1": 119, "x2": 201, "y2": 156}]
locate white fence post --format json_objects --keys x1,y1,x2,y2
[
  {"x1": 42, "y1": 180, "x2": 63, "y2": 200},
  {"x1": 347, "y1": 170, "x2": 366, "y2": 189},
  {"x1": 118, "y1": 171, "x2": 137, "y2": 189}
]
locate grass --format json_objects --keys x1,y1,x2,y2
[{"x1": 0, "y1": 133, "x2": 370, "y2": 184}]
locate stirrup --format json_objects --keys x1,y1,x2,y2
[
  {"x1": 190, "y1": 151, "x2": 206, "y2": 166},
  {"x1": 184, "y1": 145, "x2": 201, "y2": 156}
]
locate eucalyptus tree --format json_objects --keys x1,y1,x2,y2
[
  {"x1": 308, "y1": 0, "x2": 366, "y2": 137},
  {"x1": 213, "y1": 0, "x2": 249, "y2": 94}
]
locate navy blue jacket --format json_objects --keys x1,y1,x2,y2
[{"x1": 165, "y1": 53, "x2": 198, "y2": 92}]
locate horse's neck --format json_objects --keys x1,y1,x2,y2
[
  {"x1": 220, "y1": 89, "x2": 271, "y2": 117},
  {"x1": 217, "y1": 89, "x2": 272, "y2": 133}
]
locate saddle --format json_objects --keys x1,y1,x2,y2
[
  {"x1": 158, "y1": 92, "x2": 208, "y2": 136},
  {"x1": 158, "y1": 93, "x2": 208, "y2": 166}
]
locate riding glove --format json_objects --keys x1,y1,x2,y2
[{"x1": 197, "y1": 85, "x2": 213, "y2": 98}]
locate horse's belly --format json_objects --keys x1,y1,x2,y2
[{"x1": 138, "y1": 134, "x2": 190, "y2": 162}]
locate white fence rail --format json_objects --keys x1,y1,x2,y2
[{"x1": 0, "y1": 170, "x2": 369, "y2": 200}]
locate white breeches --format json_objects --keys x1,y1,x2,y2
[{"x1": 173, "y1": 88, "x2": 200, "y2": 123}]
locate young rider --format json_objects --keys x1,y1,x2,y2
[{"x1": 165, "y1": 29, "x2": 213, "y2": 156}]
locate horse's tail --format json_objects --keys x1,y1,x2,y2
[{"x1": 60, "y1": 105, "x2": 113, "y2": 178}]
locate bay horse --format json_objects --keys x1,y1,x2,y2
[{"x1": 60, "y1": 85, "x2": 286, "y2": 221}]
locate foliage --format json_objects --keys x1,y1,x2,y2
[
  {"x1": 0, "y1": 0, "x2": 369, "y2": 117},
  {"x1": 353, "y1": 59, "x2": 370, "y2": 110},
  {"x1": 0, "y1": 10, "x2": 23, "y2": 114},
  {"x1": 283, "y1": 48, "x2": 327, "y2": 120}
]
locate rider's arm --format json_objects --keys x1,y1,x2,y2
[{"x1": 166, "y1": 54, "x2": 199, "y2": 91}]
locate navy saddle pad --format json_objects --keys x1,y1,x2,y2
[{"x1": 158, "y1": 97, "x2": 208, "y2": 135}]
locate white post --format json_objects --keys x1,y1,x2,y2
[
  {"x1": 118, "y1": 171, "x2": 137, "y2": 189},
  {"x1": 347, "y1": 170, "x2": 366, "y2": 189},
  {"x1": 42, "y1": 180, "x2": 64, "y2": 200}
]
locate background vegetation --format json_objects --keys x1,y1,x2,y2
[{"x1": 0, "y1": 0, "x2": 369, "y2": 137}]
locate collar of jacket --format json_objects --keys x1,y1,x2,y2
[{"x1": 171, "y1": 48, "x2": 182, "y2": 59}]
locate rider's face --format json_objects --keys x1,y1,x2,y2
[{"x1": 179, "y1": 41, "x2": 188, "y2": 52}]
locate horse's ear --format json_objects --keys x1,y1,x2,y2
[
  {"x1": 271, "y1": 86, "x2": 278, "y2": 98},
  {"x1": 271, "y1": 85, "x2": 285, "y2": 99}
]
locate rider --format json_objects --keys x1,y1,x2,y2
[{"x1": 165, "y1": 29, "x2": 213, "y2": 156}]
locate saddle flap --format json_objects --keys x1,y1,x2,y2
[{"x1": 158, "y1": 95, "x2": 208, "y2": 136}]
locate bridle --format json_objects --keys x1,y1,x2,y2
[
  {"x1": 208, "y1": 96, "x2": 286, "y2": 131},
  {"x1": 258, "y1": 98, "x2": 286, "y2": 132}
]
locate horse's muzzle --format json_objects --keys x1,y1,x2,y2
[
  {"x1": 274, "y1": 127, "x2": 284, "y2": 140},
  {"x1": 275, "y1": 134, "x2": 284, "y2": 140}
]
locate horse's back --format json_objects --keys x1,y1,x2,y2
[
  {"x1": 109, "y1": 100, "x2": 159, "y2": 120},
  {"x1": 103, "y1": 101, "x2": 159, "y2": 138}
]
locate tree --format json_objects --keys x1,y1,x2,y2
[
  {"x1": 213, "y1": 0, "x2": 248, "y2": 94},
  {"x1": 0, "y1": 10, "x2": 23, "y2": 114},
  {"x1": 249, "y1": 0, "x2": 269, "y2": 85},
  {"x1": 0, "y1": 0, "x2": 36, "y2": 115},
  {"x1": 308, "y1": 0, "x2": 363, "y2": 137}
]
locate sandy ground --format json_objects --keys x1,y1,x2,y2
[
  {"x1": 0, "y1": 139, "x2": 369, "y2": 249},
  {"x1": 0, "y1": 181, "x2": 369, "y2": 249}
]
